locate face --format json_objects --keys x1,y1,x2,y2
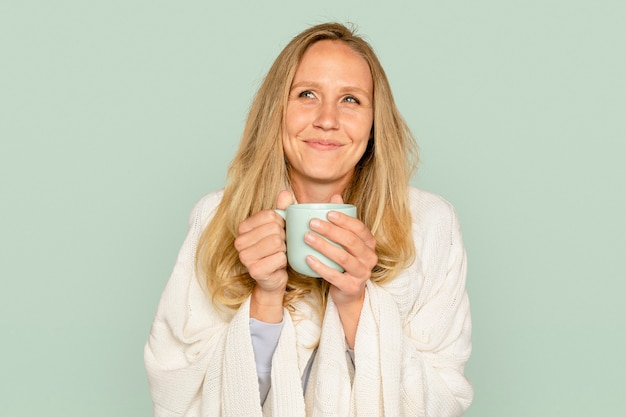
[{"x1": 283, "y1": 40, "x2": 374, "y2": 196}]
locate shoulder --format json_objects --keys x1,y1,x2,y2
[
  {"x1": 407, "y1": 186, "x2": 463, "y2": 248},
  {"x1": 408, "y1": 186, "x2": 458, "y2": 227},
  {"x1": 379, "y1": 187, "x2": 464, "y2": 316},
  {"x1": 187, "y1": 189, "x2": 225, "y2": 230}
]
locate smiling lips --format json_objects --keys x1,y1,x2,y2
[{"x1": 304, "y1": 139, "x2": 344, "y2": 150}]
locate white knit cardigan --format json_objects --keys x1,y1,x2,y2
[{"x1": 144, "y1": 187, "x2": 473, "y2": 416}]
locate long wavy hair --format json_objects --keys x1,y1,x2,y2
[{"x1": 196, "y1": 22, "x2": 418, "y2": 317}]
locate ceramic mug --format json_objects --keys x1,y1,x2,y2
[{"x1": 275, "y1": 203, "x2": 357, "y2": 277}]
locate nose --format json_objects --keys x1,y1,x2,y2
[{"x1": 313, "y1": 102, "x2": 339, "y2": 130}]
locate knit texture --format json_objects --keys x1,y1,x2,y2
[{"x1": 144, "y1": 187, "x2": 473, "y2": 416}]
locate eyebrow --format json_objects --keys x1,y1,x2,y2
[{"x1": 290, "y1": 81, "x2": 372, "y2": 97}]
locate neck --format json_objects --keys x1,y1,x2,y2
[{"x1": 290, "y1": 178, "x2": 350, "y2": 203}]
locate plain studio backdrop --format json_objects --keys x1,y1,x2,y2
[{"x1": 1, "y1": 1, "x2": 624, "y2": 416}]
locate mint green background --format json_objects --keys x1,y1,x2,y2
[{"x1": 1, "y1": 1, "x2": 624, "y2": 416}]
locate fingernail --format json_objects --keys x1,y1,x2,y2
[
  {"x1": 327, "y1": 211, "x2": 339, "y2": 221},
  {"x1": 310, "y1": 219, "x2": 320, "y2": 229},
  {"x1": 304, "y1": 232, "x2": 316, "y2": 243}
]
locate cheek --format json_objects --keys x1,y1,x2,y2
[
  {"x1": 348, "y1": 114, "x2": 373, "y2": 144},
  {"x1": 284, "y1": 107, "x2": 307, "y2": 137},
  {"x1": 281, "y1": 118, "x2": 297, "y2": 164}
]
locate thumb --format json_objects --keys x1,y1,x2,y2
[
  {"x1": 330, "y1": 194, "x2": 344, "y2": 204},
  {"x1": 276, "y1": 190, "x2": 295, "y2": 210}
]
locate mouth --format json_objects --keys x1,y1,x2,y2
[{"x1": 303, "y1": 139, "x2": 344, "y2": 151}]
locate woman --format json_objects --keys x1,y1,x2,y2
[{"x1": 145, "y1": 22, "x2": 473, "y2": 416}]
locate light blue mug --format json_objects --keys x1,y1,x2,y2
[{"x1": 275, "y1": 203, "x2": 357, "y2": 277}]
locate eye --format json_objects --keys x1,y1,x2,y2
[
  {"x1": 343, "y1": 95, "x2": 360, "y2": 104},
  {"x1": 298, "y1": 90, "x2": 316, "y2": 99}
]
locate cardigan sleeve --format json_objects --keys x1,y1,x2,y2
[
  {"x1": 393, "y1": 191, "x2": 473, "y2": 416},
  {"x1": 143, "y1": 193, "x2": 265, "y2": 416},
  {"x1": 349, "y1": 190, "x2": 473, "y2": 417}
]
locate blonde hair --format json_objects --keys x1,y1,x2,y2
[{"x1": 196, "y1": 22, "x2": 418, "y2": 316}]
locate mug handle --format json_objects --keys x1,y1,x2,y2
[{"x1": 274, "y1": 209, "x2": 286, "y2": 220}]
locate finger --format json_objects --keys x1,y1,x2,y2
[
  {"x1": 326, "y1": 212, "x2": 376, "y2": 251},
  {"x1": 306, "y1": 255, "x2": 365, "y2": 298},
  {"x1": 305, "y1": 254, "x2": 344, "y2": 284},
  {"x1": 238, "y1": 233, "x2": 287, "y2": 270},
  {"x1": 307, "y1": 216, "x2": 378, "y2": 273},
  {"x1": 238, "y1": 209, "x2": 284, "y2": 235},
  {"x1": 310, "y1": 216, "x2": 377, "y2": 256},
  {"x1": 276, "y1": 189, "x2": 295, "y2": 210},
  {"x1": 247, "y1": 251, "x2": 288, "y2": 282},
  {"x1": 304, "y1": 231, "x2": 375, "y2": 277},
  {"x1": 235, "y1": 221, "x2": 286, "y2": 252},
  {"x1": 329, "y1": 194, "x2": 344, "y2": 204}
]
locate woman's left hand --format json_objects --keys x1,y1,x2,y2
[{"x1": 304, "y1": 195, "x2": 377, "y2": 346}]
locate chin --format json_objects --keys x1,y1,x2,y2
[{"x1": 305, "y1": 170, "x2": 351, "y2": 184}]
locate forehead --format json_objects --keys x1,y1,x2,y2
[{"x1": 293, "y1": 40, "x2": 372, "y2": 87}]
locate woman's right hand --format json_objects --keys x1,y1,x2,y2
[{"x1": 234, "y1": 190, "x2": 294, "y2": 322}]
